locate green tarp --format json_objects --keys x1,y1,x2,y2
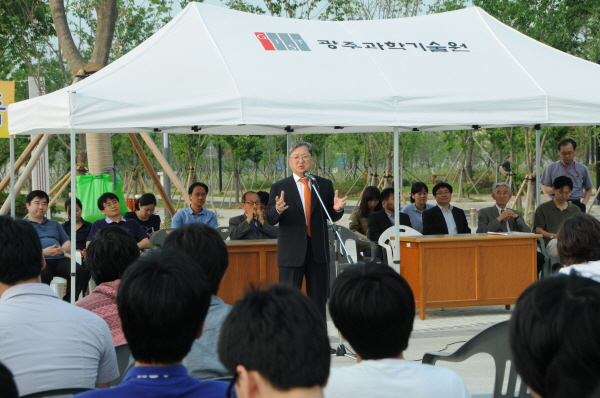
[{"x1": 77, "y1": 174, "x2": 126, "y2": 223}]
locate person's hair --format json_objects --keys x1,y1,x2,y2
[
  {"x1": 552, "y1": 176, "x2": 573, "y2": 190},
  {"x1": 557, "y1": 214, "x2": 600, "y2": 266},
  {"x1": 380, "y1": 187, "x2": 394, "y2": 202},
  {"x1": 509, "y1": 273, "x2": 600, "y2": 398},
  {"x1": 507, "y1": 155, "x2": 512, "y2": 160},
  {"x1": 432, "y1": 182, "x2": 453, "y2": 196},
  {"x1": 492, "y1": 182, "x2": 511, "y2": 193},
  {"x1": 118, "y1": 249, "x2": 211, "y2": 364},
  {"x1": 26, "y1": 190, "x2": 49, "y2": 204},
  {"x1": 162, "y1": 223, "x2": 228, "y2": 295},
  {"x1": 329, "y1": 262, "x2": 414, "y2": 359},
  {"x1": 64, "y1": 197, "x2": 83, "y2": 214},
  {"x1": 288, "y1": 140, "x2": 313, "y2": 157},
  {"x1": 558, "y1": 138, "x2": 577, "y2": 151},
  {"x1": 257, "y1": 191, "x2": 269, "y2": 206},
  {"x1": 86, "y1": 226, "x2": 140, "y2": 285},
  {"x1": 0, "y1": 216, "x2": 42, "y2": 284},
  {"x1": 241, "y1": 191, "x2": 257, "y2": 203},
  {"x1": 218, "y1": 284, "x2": 330, "y2": 390},
  {"x1": 409, "y1": 182, "x2": 429, "y2": 204},
  {"x1": 0, "y1": 362, "x2": 18, "y2": 398},
  {"x1": 358, "y1": 186, "x2": 382, "y2": 218},
  {"x1": 135, "y1": 193, "x2": 157, "y2": 211},
  {"x1": 97, "y1": 192, "x2": 119, "y2": 211},
  {"x1": 188, "y1": 182, "x2": 209, "y2": 195}
]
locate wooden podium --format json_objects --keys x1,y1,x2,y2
[
  {"x1": 219, "y1": 240, "x2": 279, "y2": 304},
  {"x1": 397, "y1": 233, "x2": 541, "y2": 319}
]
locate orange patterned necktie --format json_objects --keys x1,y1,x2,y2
[{"x1": 300, "y1": 178, "x2": 311, "y2": 236}]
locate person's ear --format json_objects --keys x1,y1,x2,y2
[{"x1": 235, "y1": 365, "x2": 258, "y2": 398}]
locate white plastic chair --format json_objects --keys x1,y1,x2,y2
[{"x1": 378, "y1": 225, "x2": 422, "y2": 273}]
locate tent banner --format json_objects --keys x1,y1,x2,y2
[{"x1": 0, "y1": 81, "x2": 15, "y2": 138}]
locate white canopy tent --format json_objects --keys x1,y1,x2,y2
[{"x1": 8, "y1": 3, "x2": 600, "y2": 300}]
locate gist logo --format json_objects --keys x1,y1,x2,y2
[{"x1": 255, "y1": 32, "x2": 311, "y2": 51}]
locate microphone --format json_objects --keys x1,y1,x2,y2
[{"x1": 303, "y1": 171, "x2": 318, "y2": 182}]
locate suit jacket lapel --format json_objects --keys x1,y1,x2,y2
[{"x1": 285, "y1": 176, "x2": 304, "y2": 214}]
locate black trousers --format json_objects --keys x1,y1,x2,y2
[
  {"x1": 40, "y1": 257, "x2": 90, "y2": 303},
  {"x1": 278, "y1": 237, "x2": 328, "y2": 321}
]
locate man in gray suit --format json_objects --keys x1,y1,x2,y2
[
  {"x1": 229, "y1": 191, "x2": 278, "y2": 240},
  {"x1": 477, "y1": 182, "x2": 530, "y2": 233}
]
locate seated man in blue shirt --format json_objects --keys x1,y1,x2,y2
[
  {"x1": 171, "y1": 182, "x2": 218, "y2": 228},
  {"x1": 25, "y1": 190, "x2": 90, "y2": 302},
  {"x1": 76, "y1": 249, "x2": 229, "y2": 398},
  {"x1": 86, "y1": 193, "x2": 150, "y2": 249}
]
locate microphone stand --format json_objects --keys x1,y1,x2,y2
[{"x1": 306, "y1": 172, "x2": 356, "y2": 359}]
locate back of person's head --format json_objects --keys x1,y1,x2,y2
[
  {"x1": 409, "y1": 182, "x2": 429, "y2": 203},
  {"x1": 218, "y1": 284, "x2": 330, "y2": 390},
  {"x1": 509, "y1": 273, "x2": 600, "y2": 398},
  {"x1": 552, "y1": 176, "x2": 573, "y2": 190},
  {"x1": 329, "y1": 262, "x2": 414, "y2": 359},
  {"x1": 86, "y1": 226, "x2": 140, "y2": 285},
  {"x1": 0, "y1": 216, "x2": 42, "y2": 284},
  {"x1": 97, "y1": 192, "x2": 119, "y2": 211},
  {"x1": 557, "y1": 214, "x2": 600, "y2": 266},
  {"x1": 256, "y1": 191, "x2": 269, "y2": 206},
  {"x1": 162, "y1": 223, "x2": 228, "y2": 295},
  {"x1": 380, "y1": 187, "x2": 394, "y2": 202},
  {"x1": 118, "y1": 249, "x2": 211, "y2": 364},
  {"x1": 135, "y1": 193, "x2": 157, "y2": 210},
  {"x1": 0, "y1": 362, "x2": 18, "y2": 398},
  {"x1": 64, "y1": 197, "x2": 83, "y2": 213},
  {"x1": 558, "y1": 138, "x2": 577, "y2": 150},
  {"x1": 188, "y1": 182, "x2": 209, "y2": 195},
  {"x1": 359, "y1": 186, "x2": 382, "y2": 217},
  {"x1": 432, "y1": 181, "x2": 453, "y2": 195},
  {"x1": 26, "y1": 190, "x2": 49, "y2": 204}
]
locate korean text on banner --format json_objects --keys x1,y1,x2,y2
[{"x1": 0, "y1": 81, "x2": 15, "y2": 138}]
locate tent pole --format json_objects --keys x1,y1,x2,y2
[
  {"x1": 10, "y1": 134, "x2": 15, "y2": 218},
  {"x1": 162, "y1": 133, "x2": 171, "y2": 220},
  {"x1": 286, "y1": 131, "x2": 291, "y2": 175},
  {"x1": 535, "y1": 125, "x2": 541, "y2": 208},
  {"x1": 70, "y1": 128, "x2": 77, "y2": 304},
  {"x1": 393, "y1": 127, "x2": 400, "y2": 272}
]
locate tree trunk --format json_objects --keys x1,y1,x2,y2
[{"x1": 465, "y1": 131, "x2": 474, "y2": 180}]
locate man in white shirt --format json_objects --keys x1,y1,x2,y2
[
  {"x1": 324, "y1": 262, "x2": 471, "y2": 398},
  {"x1": 0, "y1": 216, "x2": 118, "y2": 396}
]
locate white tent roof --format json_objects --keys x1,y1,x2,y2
[{"x1": 9, "y1": 3, "x2": 600, "y2": 135}]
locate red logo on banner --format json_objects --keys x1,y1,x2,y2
[{"x1": 255, "y1": 32, "x2": 276, "y2": 51}]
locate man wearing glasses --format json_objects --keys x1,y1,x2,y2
[
  {"x1": 535, "y1": 176, "x2": 581, "y2": 264},
  {"x1": 267, "y1": 141, "x2": 347, "y2": 325},
  {"x1": 422, "y1": 182, "x2": 471, "y2": 235},
  {"x1": 87, "y1": 192, "x2": 150, "y2": 249},
  {"x1": 229, "y1": 191, "x2": 278, "y2": 240},
  {"x1": 540, "y1": 138, "x2": 592, "y2": 213}
]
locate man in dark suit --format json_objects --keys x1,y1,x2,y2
[
  {"x1": 422, "y1": 182, "x2": 471, "y2": 235},
  {"x1": 229, "y1": 191, "x2": 278, "y2": 240},
  {"x1": 266, "y1": 141, "x2": 347, "y2": 322},
  {"x1": 476, "y1": 182, "x2": 530, "y2": 233},
  {"x1": 367, "y1": 187, "x2": 412, "y2": 243}
]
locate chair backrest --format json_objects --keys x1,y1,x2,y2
[
  {"x1": 20, "y1": 388, "x2": 94, "y2": 398},
  {"x1": 328, "y1": 225, "x2": 377, "y2": 290},
  {"x1": 111, "y1": 343, "x2": 133, "y2": 386},
  {"x1": 422, "y1": 321, "x2": 531, "y2": 398},
  {"x1": 216, "y1": 226, "x2": 230, "y2": 240},
  {"x1": 378, "y1": 225, "x2": 422, "y2": 271},
  {"x1": 149, "y1": 228, "x2": 175, "y2": 249}
]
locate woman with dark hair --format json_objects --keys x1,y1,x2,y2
[
  {"x1": 124, "y1": 193, "x2": 161, "y2": 236},
  {"x1": 62, "y1": 197, "x2": 92, "y2": 258},
  {"x1": 401, "y1": 182, "x2": 434, "y2": 233},
  {"x1": 75, "y1": 226, "x2": 141, "y2": 345},
  {"x1": 557, "y1": 213, "x2": 600, "y2": 281},
  {"x1": 349, "y1": 186, "x2": 382, "y2": 254}
]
